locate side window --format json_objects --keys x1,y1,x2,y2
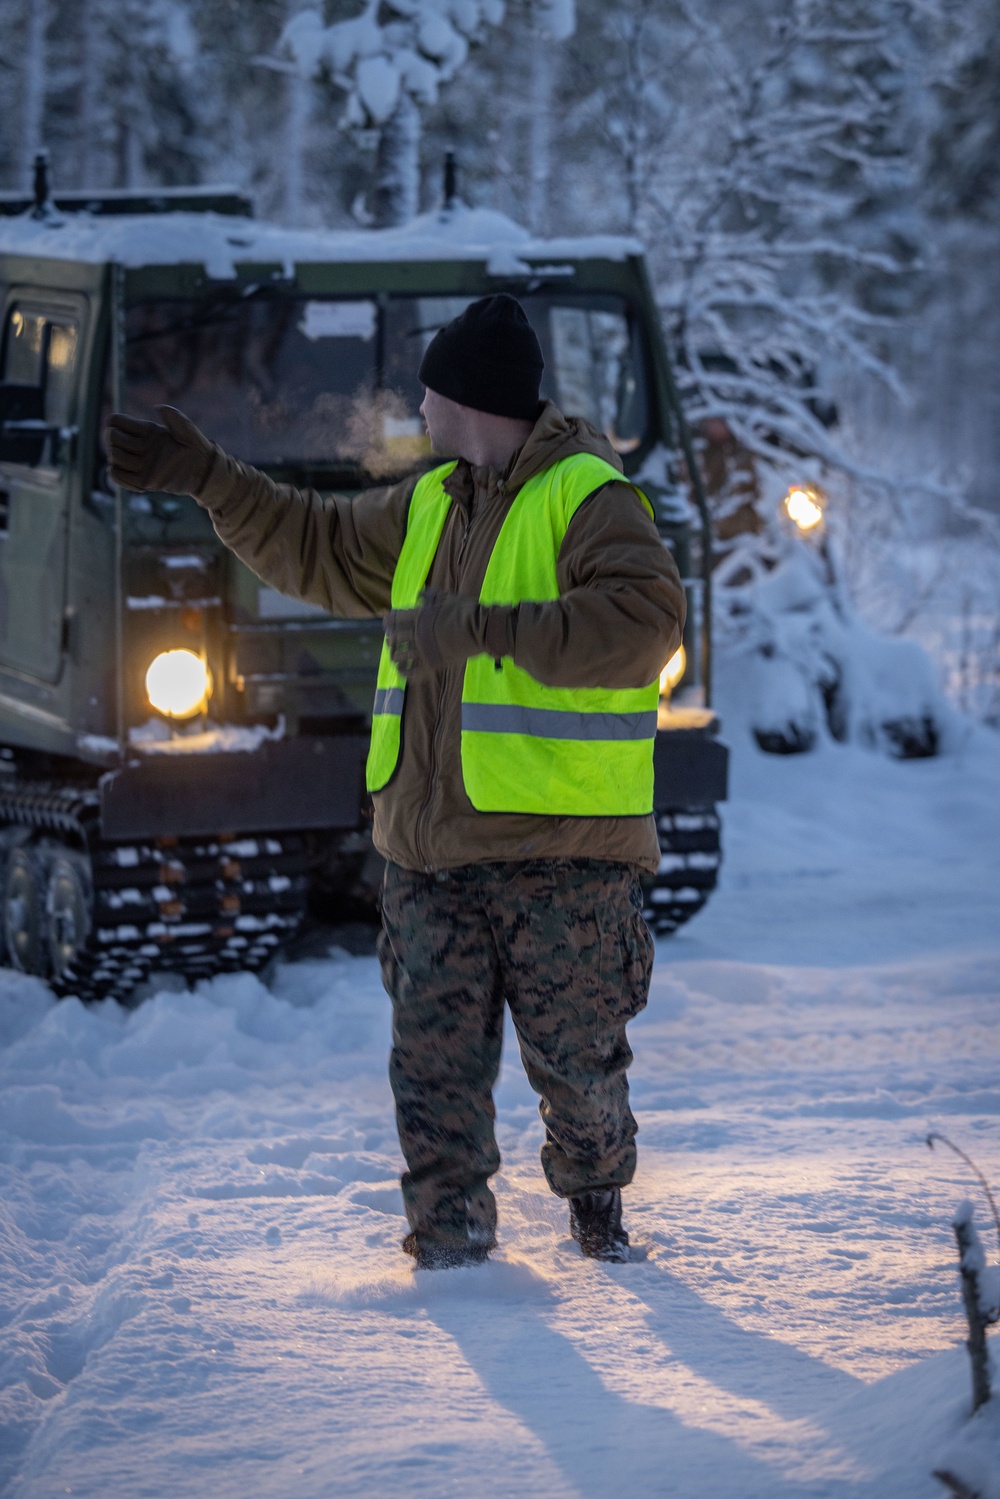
[
  {"x1": 0, "y1": 306, "x2": 80, "y2": 467},
  {"x1": 548, "y1": 306, "x2": 647, "y2": 456},
  {"x1": 44, "y1": 322, "x2": 80, "y2": 427},
  {"x1": 3, "y1": 310, "x2": 47, "y2": 386}
]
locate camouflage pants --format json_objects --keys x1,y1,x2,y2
[{"x1": 377, "y1": 858, "x2": 653, "y2": 1253}]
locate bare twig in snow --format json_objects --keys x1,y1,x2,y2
[
  {"x1": 932, "y1": 1469, "x2": 982, "y2": 1499},
  {"x1": 950, "y1": 1204, "x2": 997, "y2": 1413},
  {"x1": 927, "y1": 1133, "x2": 1000, "y2": 1256}
]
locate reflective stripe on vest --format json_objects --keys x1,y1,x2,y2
[
  {"x1": 366, "y1": 452, "x2": 660, "y2": 815},
  {"x1": 372, "y1": 686, "x2": 405, "y2": 717},
  {"x1": 460, "y1": 704, "x2": 658, "y2": 741}
]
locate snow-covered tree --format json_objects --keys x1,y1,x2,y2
[
  {"x1": 25, "y1": 0, "x2": 205, "y2": 192},
  {"x1": 420, "y1": 0, "x2": 574, "y2": 233},
  {"x1": 524, "y1": 0, "x2": 575, "y2": 234},
  {"x1": 278, "y1": 0, "x2": 506, "y2": 226},
  {"x1": 189, "y1": 0, "x2": 315, "y2": 223},
  {"x1": 280, "y1": 0, "x2": 316, "y2": 224},
  {"x1": 563, "y1": 0, "x2": 948, "y2": 512},
  {"x1": 543, "y1": 0, "x2": 981, "y2": 751}
]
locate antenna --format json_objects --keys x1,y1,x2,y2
[
  {"x1": 31, "y1": 151, "x2": 50, "y2": 219},
  {"x1": 443, "y1": 150, "x2": 458, "y2": 213}
]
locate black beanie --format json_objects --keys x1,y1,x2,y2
[{"x1": 418, "y1": 294, "x2": 544, "y2": 420}]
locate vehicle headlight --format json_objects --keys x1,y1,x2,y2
[
  {"x1": 659, "y1": 645, "x2": 686, "y2": 696},
  {"x1": 145, "y1": 650, "x2": 211, "y2": 719},
  {"x1": 783, "y1": 485, "x2": 825, "y2": 531}
]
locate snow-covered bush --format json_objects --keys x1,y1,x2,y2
[
  {"x1": 714, "y1": 519, "x2": 954, "y2": 758},
  {"x1": 825, "y1": 451, "x2": 1000, "y2": 730}
]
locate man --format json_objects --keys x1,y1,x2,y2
[{"x1": 107, "y1": 294, "x2": 685, "y2": 1270}]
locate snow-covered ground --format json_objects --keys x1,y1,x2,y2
[{"x1": 2, "y1": 726, "x2": 999, "y2": 1499}]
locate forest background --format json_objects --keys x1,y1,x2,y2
[{"x1": 1, "y1": 0, "x2": 998, "y2": 723}]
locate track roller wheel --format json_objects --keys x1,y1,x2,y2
[
  {"x1": 4, "y1": 847, "x2": 49, "y2": 976},
  {"x1": 46, "y1": 854, "x2": 92, "y2": 982}
]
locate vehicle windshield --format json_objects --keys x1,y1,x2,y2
[{"x1": 124, "y1": 290, "x2": 650, "y2": 478}]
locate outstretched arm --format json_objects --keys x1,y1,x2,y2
[{"x1": 106, "y1": 406, "x2": 414, "y2": 618}]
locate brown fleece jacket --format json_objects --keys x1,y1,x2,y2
[{"x1": 195, "y1": 402, "x2": 686, "y2": 873}]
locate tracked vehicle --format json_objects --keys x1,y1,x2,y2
[{"x1": 0, "y1": 171, "x2": 727, "y2": 1002}]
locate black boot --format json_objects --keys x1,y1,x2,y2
[
  {"x1": 569, "y1": 1188, "x2": 631, "y2": 1262},
  {"x1": 402, "y1": 1231, "x2": 493, "y2": 1270}
]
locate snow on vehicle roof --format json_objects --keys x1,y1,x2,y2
[{"x1": 0, "y1": 202, "x2": 642, "y2": 279}]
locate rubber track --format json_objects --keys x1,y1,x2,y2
[
  {"x1": 0, "y1": 780, "x2": 310, "y2": 1004},
  {"x1": 642, "y1": 805, "x2": 722, "y2": 935}
]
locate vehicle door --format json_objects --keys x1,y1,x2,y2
[{"x1": 0, "y1": 295, "x2": 84, "y2": 684}]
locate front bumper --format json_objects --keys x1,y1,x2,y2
[
  {"x1": 98, "y1": 715, "x2": 727, "y2": 844},
  {"x1": 100, "y1": 733, "x2": 369, "y2": 841}
]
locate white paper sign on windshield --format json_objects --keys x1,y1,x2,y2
[{"x1": 299, "y1": 300, "x2": 376, "y2": 341}]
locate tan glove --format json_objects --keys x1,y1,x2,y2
[
  {"x1": 105, "y1": 405, "x2": 216, "y2": 496},
  {"x1": 384, "y1": 588, "x2": 516, "y2": 676}
]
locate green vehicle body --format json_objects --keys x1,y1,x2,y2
[{"x1": 0, "y1": 185, "x2": 727, "y2": 1000}]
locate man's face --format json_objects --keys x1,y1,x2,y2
[{"x1": 420, "y1": 386, "x2": 468, "y2": 458}]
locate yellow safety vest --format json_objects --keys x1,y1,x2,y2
[{"x1": 367, "y1": 452, "x2": 660, "y2": 816}]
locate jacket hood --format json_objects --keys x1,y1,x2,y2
[
  {"x1": 443, "y1": 402, "x2": 625, "y2": 509},
  {"x1": 506, "y1": 401, "x2": 625, "y2": 492}
]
